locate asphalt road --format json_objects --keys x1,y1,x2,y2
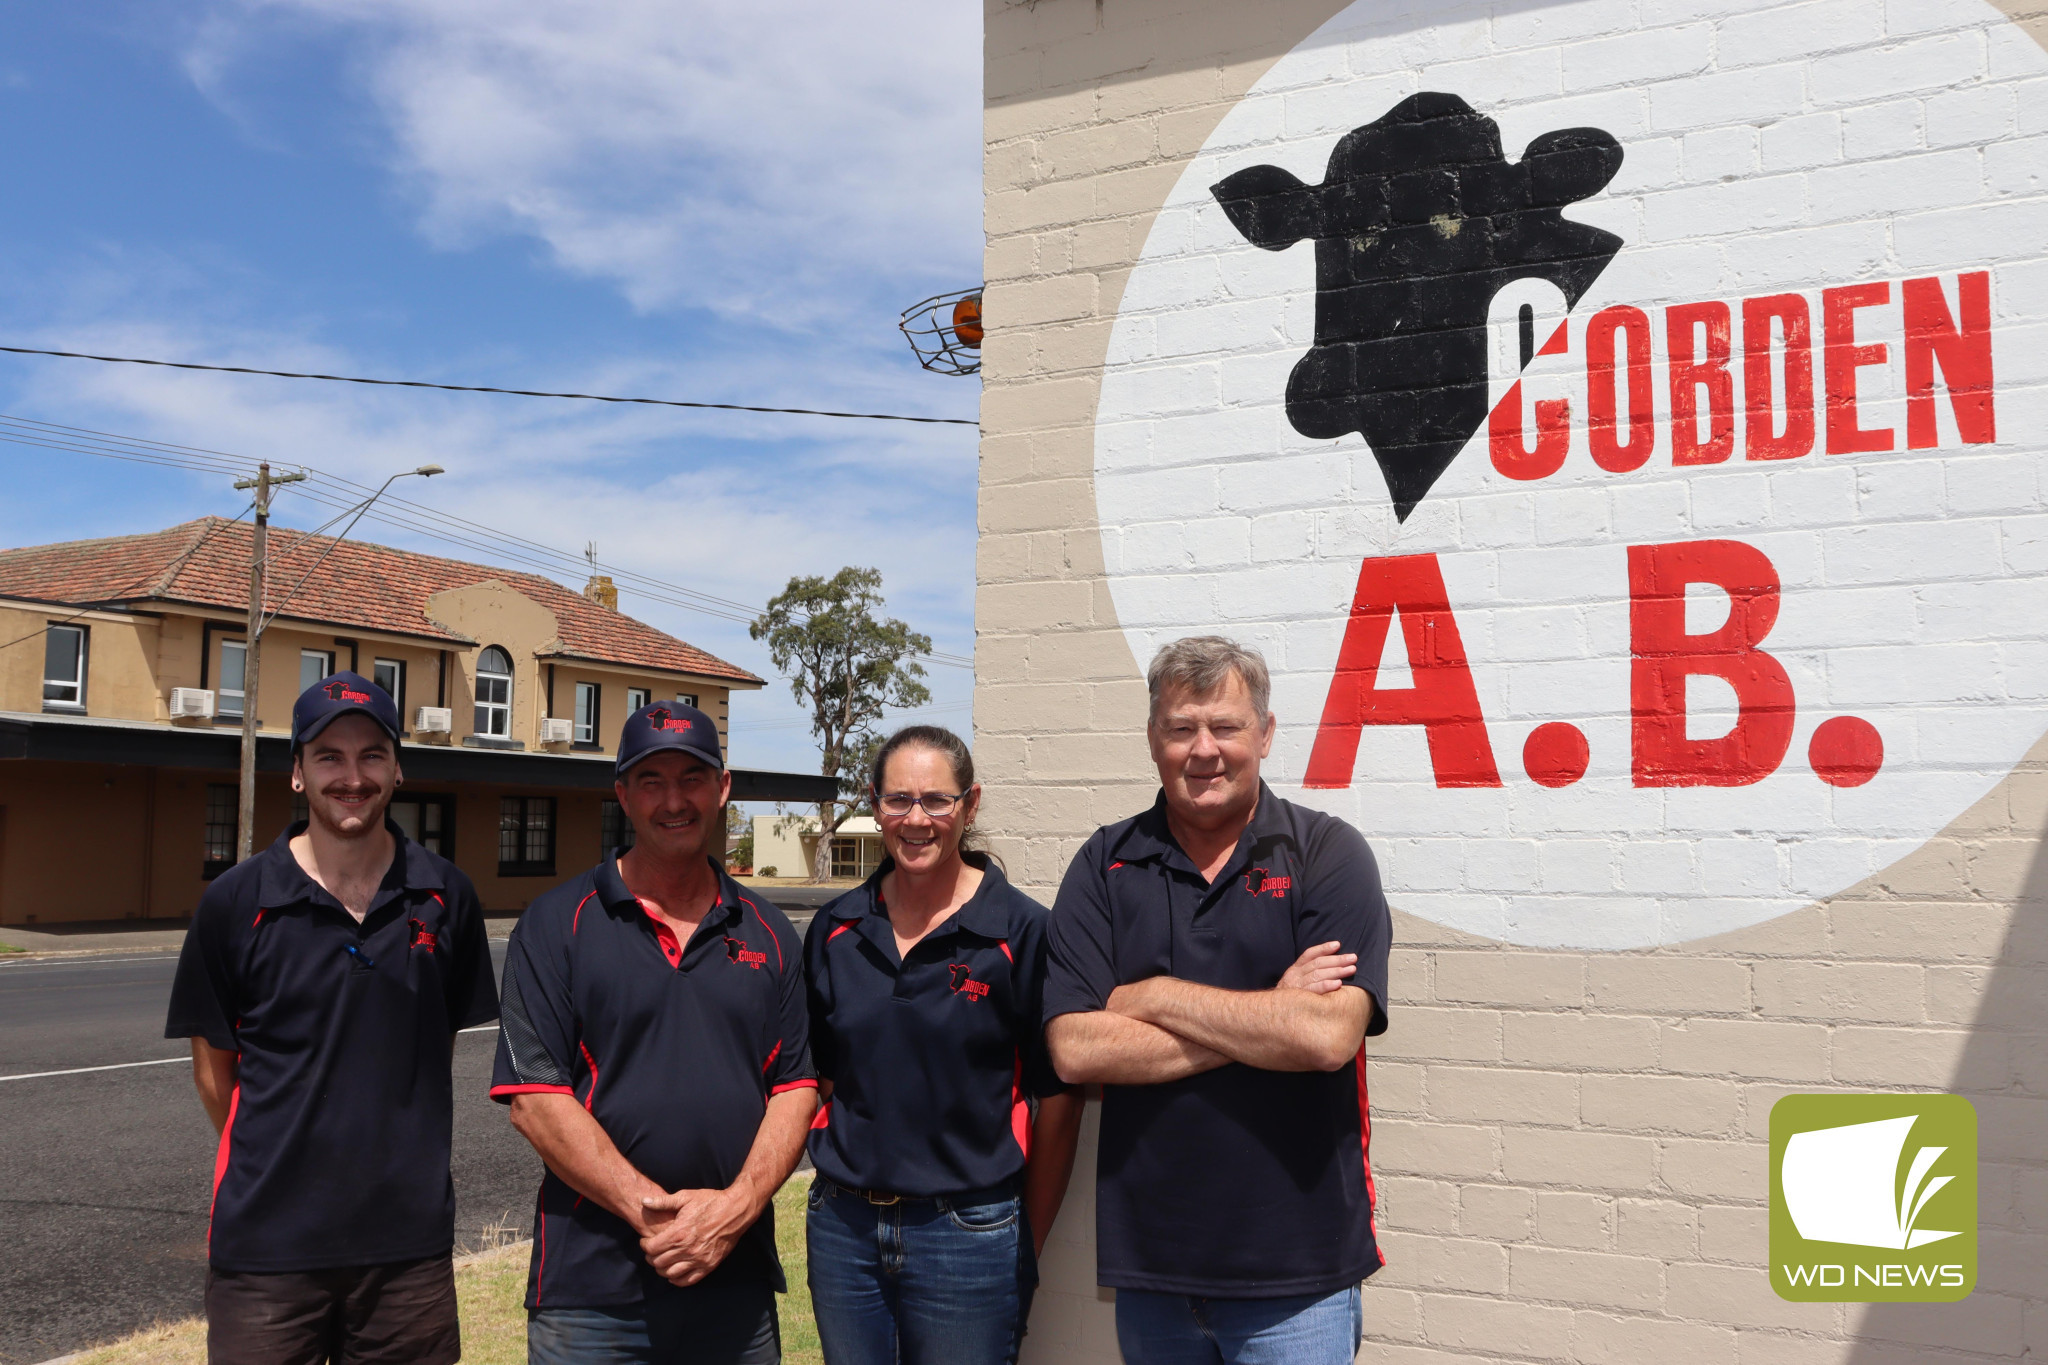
[{"x1": 0, "y1": 899, "x2": 820, "y2": 1365}]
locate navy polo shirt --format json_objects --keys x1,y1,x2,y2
[
  {"x1": 1044, "y1": 784, "x2": 1392, "y2": 1299},
  {"x1": 164, "y1": 822, "x2": 499, "y2": 1273},
  {"x1": 491, "y1": 857, "x2": 815, "y2": 1310},
  {"x1": 804, "y1": 853, "x2": 1070, "y2": 1197}
]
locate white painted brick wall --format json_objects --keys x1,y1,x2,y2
[{"x1": 983, "y1": 1, "x2": 2048, "y2": 1361}]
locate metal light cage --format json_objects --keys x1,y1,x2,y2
[{"x1": 899, "y1": 288, "x2": 984, "y2": 376}]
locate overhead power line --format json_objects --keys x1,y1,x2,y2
[
  {"x1": 0, "y1": 413, "x2": 975, "y2": 669},
  {"x1": 0, "y1": 345, "x2": 979, "y2": 427}
]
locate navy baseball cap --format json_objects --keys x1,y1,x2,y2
[
  {"x1": 292, "y1": 670, "x2": 402, "y2": 750},
  {"x1": 617, "y1": 700, "x2": 724, "y2": 777}
]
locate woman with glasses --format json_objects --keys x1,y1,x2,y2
[{"x1": 801, "y1": 725, "x2": 1083, "y2": 1365}]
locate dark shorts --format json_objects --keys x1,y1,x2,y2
[{"x1": 204, "y1": 1254, "x2": 460, "y2": 1365}]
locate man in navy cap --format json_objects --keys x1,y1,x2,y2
[
  {"x1": 166, "y1": 671, "x2": 499, "y2": 1365},
  {"x1": 494, "y1": 700, "x2": 816, "y2": 1364}
]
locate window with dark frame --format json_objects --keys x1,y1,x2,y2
[
  {"x1": 476, "y1": 646, "x2": 513, "y2": 738},
  {"x1": 300, "y1": 649, "x2": 334, "y2": 693},
  {"x1": 43, "y1": 624, "x2": 87, "y2": 710},
  {"x1": 389, "y1": 794, "x2": 450, "y2": 856},
  {"x1": 627, "y1": 686, "x2": 650, "y2": 712},
  {"x1": 203, "y1": 784, "x2": 236, "y2": 877},
  {"x1": 218, "y1": 639, "x2": 247, "y2": 719},
  {"x1": 498, "y1": 795, "x2": 556, "y2": 876},
  {"x1": 575, "y1": 681, "x2": 600, "y2": 745},
  {"x1": 830, "y1": 836, "x2": 869, "y2": 879},
  {"x1": 372, "y1": 658, "x2": 405, "y2": 717},
  {"x1": 601, "y1": 799, "x2": 636, "y2": 859},
  {"x1": 676, "y1": 692, "x2": 698, "y2": 708}
]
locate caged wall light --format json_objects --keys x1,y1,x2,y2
[{"x1": 898, "y1": 288, "x2": 984, "y2": 376}]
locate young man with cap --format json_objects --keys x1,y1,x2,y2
[
  {"x1": 1043, "y1": 637, "x2": 1392, "y2": 1365},
  {"x1": 165, "y1": 671, "x2": 500, "y2": 1365},
  {"x1": 494, "y1": 700, "x2": 817, "y2": 1365}
]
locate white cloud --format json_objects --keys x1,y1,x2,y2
[
  {"x1": 0, "y1": 1, "x2": 987, "y2": 780},
  {"x1": 185, "y1": 0, "x2": 985, "y2": 324},
  {"x1": 0, "y1": 309, "x2": 978, "y2": 777}
]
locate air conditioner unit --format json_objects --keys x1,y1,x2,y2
[
  {"x1": 540, "y1": 718, "x2": 575, "y2": 745},
  {"x1": 414, "y1": 706, "x2": 453, "y2": 734},
  {"x1": 169, "y1": 688, "x2": 215, "y2": 719}
]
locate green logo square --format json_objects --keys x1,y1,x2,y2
[{"x1": 1769, "y1": 1093, "x2": 1976, "y2": 1302}]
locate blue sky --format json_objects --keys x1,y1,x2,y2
[{"x1": 0, "y1": 2, "x2": 983, "y2": 784}]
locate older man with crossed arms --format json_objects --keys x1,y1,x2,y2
[{"x1": 1045, "y1": 636, "x2": 1392, "y2": 1365}]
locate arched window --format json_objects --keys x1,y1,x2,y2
[{"x1": 475, "y1": 646, "x2": 512, "y2": 738}]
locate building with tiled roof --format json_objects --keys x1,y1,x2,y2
[
  {"x1": 0, "y1": 517, "x2": 825, "y2": 925},
  {"x1": 0, "y1": 516, "x2": 762, "y2": 682}
]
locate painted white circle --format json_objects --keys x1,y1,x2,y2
[{"x1": 1094, "y1": 0, "x2": 2048, "y2": 948}]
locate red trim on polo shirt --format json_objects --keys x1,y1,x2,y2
[
  {"x1": 635, "y1": 897, "x2": 682, "y2": 967},
  {"x1": 771, "y1": 1078, "x2": 820, "y2": 1095},
  {"x1": 536, "y1": 1199, "x2": 549, "y2": 1303},
  {"x1": 207, "y1": 1081, "x2": 241, "y2": 1248},
  {"x1": 579, "y1": 1042, "x2": 601, "y2": 1112},
  {"x1": 571, "y1": 890, "x2": 595, "y2": 936},
  {"x1": 827, "y1": 922, "x2": 854, "y2": 942},
  {"x1": 489, "y1": 1083, "x2": 576, "y2": 1098},
  {"x1": 811, "y1": 1098, "x2": 833, "y2": 1130},
  {"x1": 1355, "y1": 1045, "x2": 1384, "y2": 1267},
  {"x1": 1008, "y1": 1053, "x2": 1030, "y2": 1158},
  {"x1": 743, "y1": 897, "x2": 784, "y2": 972}
]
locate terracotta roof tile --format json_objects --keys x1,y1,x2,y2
[{"x1": 0, "y1": 517, "x2": 762, "y2": 685}]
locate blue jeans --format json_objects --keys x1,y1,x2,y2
[
  {"x1": 527, "y1": 1275, "x2": 780, "y2": 1365},
  {"x1": 805, "y1": 1176, "x2": 1036, "y2": 1365},
  {"x1": 1114, "y1": 1286, "x2": 1363, "y2": 1365}
]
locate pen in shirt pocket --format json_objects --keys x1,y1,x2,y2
[{"x1": 345, "y1": 943, "x2": 376, "y2": 970}]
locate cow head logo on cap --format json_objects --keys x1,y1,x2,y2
[
  {"x1": 291, "y1": 669, "x2": 401, "y2": 752},
  {"x1": 616, "y1": 699, "x2": 724, "y2": 778},
  {"x1": 322, "y1": 678, "x2": 376, "y2": 706}
]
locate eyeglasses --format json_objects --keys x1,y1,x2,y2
[{"x1": 875, "y1": 791, "x2": 966, "y2": 818}]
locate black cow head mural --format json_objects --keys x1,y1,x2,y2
[{"x1": 1211, "y1": 92, "x2": 1624, "y2": 520}]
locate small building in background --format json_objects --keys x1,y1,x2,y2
[
  {"x1": 750, "y1": 811, "x2": 881, "y2": 881},
  {"x1": 0, "y1": 516, "x2": 831, "y2": 924}
]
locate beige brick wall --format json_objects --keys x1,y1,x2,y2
[{"x1": 984, "y1": 2, "x2": 2048, "y2": 1361}]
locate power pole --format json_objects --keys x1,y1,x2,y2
[{"x1": 231, "y1": 461, "x2": 306, "y2": 861}]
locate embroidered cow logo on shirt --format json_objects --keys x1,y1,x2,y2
[
  {"x1": 409, "y1": 917, "x2": 438, "y2": 951},
  {"x1": 725, "y1": 936, "x2": 768, "y2": 969},
  {"x1": 1211, "y1": 91, "x2": 1623, "y2": 520},
  {"x1": 1244, "y1": 868, "x2": 1293, "y2": 899},
  {"x1": 949, "y1": 963, "x2": 990, "y2": 1001}
]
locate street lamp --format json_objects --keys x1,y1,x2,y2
[{"x1": 233, "y1": 462, "x2": 445, "y2": 860}]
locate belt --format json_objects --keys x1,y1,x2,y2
[{"x1": 815, "y1": 1174, "x2": 1020, "y2": 1208}]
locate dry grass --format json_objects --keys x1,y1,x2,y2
[{"x1": 62, "y1": 1173, "x2": 821, "y2": 1365}]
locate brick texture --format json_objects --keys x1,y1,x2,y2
[{"x1": 988, "y1": 2, "x2": 2048, "y2": 1362}]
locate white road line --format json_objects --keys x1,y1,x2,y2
[
  {"x1": 0, "y1": 938, "x2": 510, "y2": 970},
  {"x1": 1, "y1": 1026, "x2": 499, "y2": 1082},
  {"x1": 0, "y1": 953, "x2": 184, "y2": 969},
  {"x1": 0, "y1": 1056, "x2": 187, "y2": 1083}
]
